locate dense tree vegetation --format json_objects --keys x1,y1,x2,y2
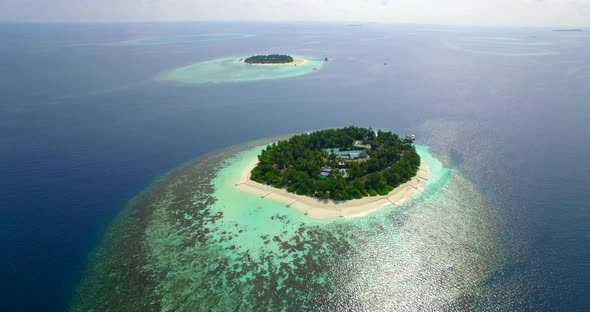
[
  {"x1": 250, "y1": 127, "x2": 421, "y2": 201},
  {"x1": 245, "y1": 54, "x2": 294, "y2": 64}
]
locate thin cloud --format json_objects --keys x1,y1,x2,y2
[{"x1": 0, "y1": 0, "x2": 588, "y2": 26}]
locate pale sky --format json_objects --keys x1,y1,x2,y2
[{"x1": 1, "y1": 0, "x2": 589, "y2": 27}]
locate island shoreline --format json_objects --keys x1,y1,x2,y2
[
  {"x1": 235, "y1": 158, "x2": 430, "y2": 219},
  {"x1": 242, "y1": 58, "x2": 308, "y2": 66}
]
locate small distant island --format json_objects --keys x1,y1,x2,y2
[
  {"x1": 245, "y1": 54, "x2": 294, "y2": 64},
  {"x1": 552, "y1": 29, "x2": 584, "y2": 32},
  {"x1": 250, "y1": 127, "x2": 421, "y2": 201}
]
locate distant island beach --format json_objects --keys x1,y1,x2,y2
[{"x1": 243, "y1": 54, "x2": 309, "y2": 66}]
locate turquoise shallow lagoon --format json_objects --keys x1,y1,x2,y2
[
  {"x1": 71, "y1": 140, "x2": 501, "y2": 311},
  {"x1": 204, "y1": 144, "x2": 447, "y2": 258},
  {"x1": 159, "y1": 56, "x2": 326, "y2": 84},
  {"x1": 447, "y1": 36, "x2": 558, "y2": 56}
]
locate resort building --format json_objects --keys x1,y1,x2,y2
[
  {"x1": 404, "y1": 134, "x2": 416, "y2": 143},
  {"x1": 323, "y1": 148, "x2": 368, "y2": 160},
  {"x1": 319, "y1": 166, "x2": 349, "y2": 179},
  {"x1": 320, "y1": 166, "x2": 333, "y2": 178}
]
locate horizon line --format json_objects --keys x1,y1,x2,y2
[{"x1": 0, "y1": 20, "x2": 587, "y2": 29}]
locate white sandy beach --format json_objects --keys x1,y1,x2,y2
[
  {"x1": 242, "y1": 58, "x2": 308, "y2": 66},
  {"x1": 235, "y1": 159, "x2": 430, "y2": 219}
]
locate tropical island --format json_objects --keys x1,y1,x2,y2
[
  {"x1": 245, "y1": 54, "x2": 294, "y2": 64},
  {"x1": 160, "y1": 54, "x2": 325, "y2": 84},
  {"x1": 234, "y1": 127, "x2": 428, "y2": 218},
  {"x1": 240, "y1": 54, "x2": 308, "y2": 66},
  {"x1": 250, "y1": 127, "x2": 420, "y2": 201}
]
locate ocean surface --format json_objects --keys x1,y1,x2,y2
[{"x1": 1, "y1": 22, "x2": 590, "y2": 311}]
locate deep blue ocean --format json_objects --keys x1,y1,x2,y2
[{"x1": 1, "y1": 22, "x2": 590, "y2": 311}]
